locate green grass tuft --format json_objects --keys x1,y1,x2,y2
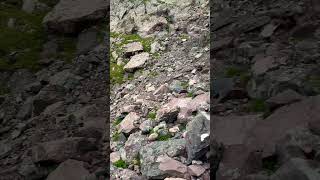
[
  {"x1": 147, "y1": 111, "x2": 156, "y2": 120},
  {"x1": 113, "y1": 117, "x2": 124, "y2": 126},
  {"x1": 111, "y1": 32, "x2": 154, "y2": 53},
  {"x1": 113, "y1": 159, "x2": 128, "y2": 169},
  {"x1": 157, "y1": 134, "x2": 171, "y2": 141},
  {"x1": 111, "y1": 131, "x2": 121, "y2": 141}
]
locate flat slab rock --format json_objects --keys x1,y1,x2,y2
[{"x1": 124, "y1": 52, "x2": 150, "y2": 72}]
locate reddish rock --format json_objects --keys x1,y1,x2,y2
[
  {"x1": 188, "y1": 165, "x2": 206, "y2": 177},
  {"x1": 119, "y1": 112, "x2": 139, "y2": 134},
  {"x1": 158, "y1": 156, "x2": 188, "y2": 178},
  {"x1": 157, "y1": 93, "x2": 209, "y2": 123}
]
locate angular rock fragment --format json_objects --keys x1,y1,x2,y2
[
  {"x1": 46, "y1": 159, "x2": 90, "y2": 180},
  {"x1": 124, "y1": 53, "x2": 150, "y2": 72}
]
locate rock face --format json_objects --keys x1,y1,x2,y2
[
  {"x1": 211, "y1": 0, "x2": 320, "y2": 179},
  {"x1": 110, "y1": 0, "x2": 210, "y2": 179},
  {"x1": 43, "y1": 0, "x2": 108, "y2": 33},
  {"x1": 0, "y1": 1, "x2": 108, "y2": 179}
]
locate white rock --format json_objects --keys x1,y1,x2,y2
[{"x1": 124, "y1": 53, "x2": 150, "y2": 72}]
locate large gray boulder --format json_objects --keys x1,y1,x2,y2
[
  {"x1": 43, "y1": 0, "x2": 108, "y2": 34},
  {"x1": 140, "y1": 139, "x2": 186, "y2": 179},
  {"x1": 185, "y1": 112, "x2": 210, "y2": 163}
]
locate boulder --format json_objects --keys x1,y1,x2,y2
[
  {"x1": 43, "y1": 0, "x2": 108, "y2": 34},
  {"x1": 158, "y1": 156, "x2": 188, "y2": 178},
  {"x1": 32, "y1": 137, "x2": 96, "y2": 163},
  {"x1": 124, "y1": 132, "x2": 147, "y2": 163},
  {"x1": 119, "y1": 112, "x2": 140, "y2": 134},
  {"x1": 124, "y1": 53, "x2": 150, "y2": 72},
  {"x1": 124, "y1": 42, "x2": 144, "y2": 56},
  {"x1": 33, "y1": 85, "x2": 66, "y2": 116},
  {"x1": 185, "y1": 112, "x2": 210, "y2": 163},
  {"x1": 140, "y1": 139, "x2": 186, "y2": 178},
  {"x1": 46, "y1": 159, "x2": 90, "y2": 180}
]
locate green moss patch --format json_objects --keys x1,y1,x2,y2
[{"x1": 111, "y1": 32, "x2": 154, "y2": 53}]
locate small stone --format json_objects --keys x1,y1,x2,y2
[
  {"x1": 153, "y1": 84, "x2": 170, "y2": 95},
  {"x1": 260, "y1": 23, "x2": 278, "y2": 38},
  {"x1": 169, "y1": 126, "x2": 180, "y2": 134},
  {"x1": 192, "y1": 160, "x2": 203, "y2": 165},
  {"x1": 146, "y1": 84, "x2": 156, "y2": 92},
  {"x1": 195, "y1": 53, "x2": 202, "y2": 59},
  {"x1": 112, "y1": 51, "x2": 118, "y2": 60},
  {"x1": 140, "y1": 120, "x2": 154, "y2": 134},
  {"x1": 148, "y1": 133, "x2": 158, "y2": 141},
  {"x1": 151, "y1": 41, "x2": 161, "y2": 53}
]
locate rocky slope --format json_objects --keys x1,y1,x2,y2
[
  {"x1": 110, "y1": 0, "x2": 210, "y2": 179},
  {"x1": 0, "y1": 0, "x2": 108, "y2": 179},
  {"x1": 211, "y1": 0, "x2": 320, "y2": 179}
]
